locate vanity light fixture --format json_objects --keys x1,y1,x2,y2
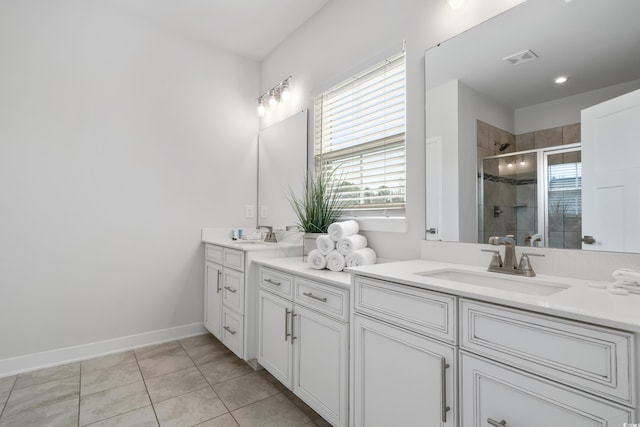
[
  {"x1": 555, "y1": 75, "x2": 569, "y2": 84},
  {"x1": 446, "y1": 0, "x2": 467, "y2": 9},
  {"x1": 256, "y1": 76, "x2": 292, "y2": 116}
]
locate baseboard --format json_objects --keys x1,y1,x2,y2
[{"x1": 0, "y1": 323, "x2": 207, "y2": 378}]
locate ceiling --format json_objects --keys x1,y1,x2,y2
[
  {"x1": 106, "y1": 0, "x2": 330, "y2": 61},
  {"x1": 426, "y1": 0, "x2": 640, "y2": 109}
]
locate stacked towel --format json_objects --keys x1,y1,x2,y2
[
  {"x1": 611, "y1": 268, "x2": 640, "y2": 294},
  {"x1": 328, "y1": 220, "x2": 359, "y2": 241},
  {"x1": 345, "y1": 248, "x2": 377, "y2": 267},
  {"x1": 316, "y1": 235, "x2": 335, "y2": 255},
  {"x1": 307, "y1": 249, "x2": 327, "y2": 270},
  {"x1": 337, "y1": 234, "x2": 368, "y2": 255},
  {"x1": 326, "y1": 250, "x2": 346, "y2": 272}
]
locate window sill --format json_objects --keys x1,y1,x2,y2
[{"x1": 341, "y1": 216, "x2": 407, "y2": 233}]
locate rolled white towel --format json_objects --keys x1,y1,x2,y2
[
  {"x1": 326, "y1": 250, "x2": 346, "y2": 272},
  {"x1": 316, "y1": 235, "x2": 335, "y2": 256},
  {"x1": 307, "y1": 249, "x2": 327, "y2": 270},
  {"x1": 612, "y1": 268, "x2": 640, "y2": 284},
  {"x1": 328, "y1": 220, "x2": 359, "y2": 242},
  {"x1": 345, "y1": 248, "x2": 377, "y2": 267},
  {"x1": 336, "y1": 234, "x2": 368, "y2": 256}
]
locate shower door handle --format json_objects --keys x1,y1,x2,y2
[
  {"x1": 426, "y1": 228, "x2": 437, "y2": 234},
  {"x1": 582, "y1": 235, "x2": 596, "y2": 244}
]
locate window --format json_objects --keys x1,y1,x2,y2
[
  {"x1": 313, "y1": 52, "x2": 406, "y2": 213},
  {"x1": 548, "y1": 161, "x2": 582, "y2": 216}
]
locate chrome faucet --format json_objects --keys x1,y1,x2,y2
[
  {"x1": 483, "y1": 235, "x2": 544, "y2": 277},
  {"x1": 258, "y1": 225, "x2": 277, "y2": 243}
]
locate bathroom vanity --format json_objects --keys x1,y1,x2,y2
[
  {"x1": 201, "y1": 233, "x2": 300, "y2": 368},
  {"x1": 348, "y1": 259, "x2": 639, "y2": 427}
]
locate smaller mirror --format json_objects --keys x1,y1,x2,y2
[{"x1": 258, "y1": 110, "x2": 308, "y2": 230}]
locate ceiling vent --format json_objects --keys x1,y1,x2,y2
[{"x1": 503, "y1": 49, "x2": 538, "y2": 66}]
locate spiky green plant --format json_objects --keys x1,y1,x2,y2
[{"x1": 288, "y1": 171, "x2": 345, "y2": 233}]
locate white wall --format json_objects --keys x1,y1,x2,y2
[
  {"x1": 259, "y1": 0, "x2": 525, "y2": 260},
  {"x1": 0, "y1": 0, "x2": 259, "y2": 362},
  {"x1": 515, "y1": 79, "x2": 640, "y2": 134}
]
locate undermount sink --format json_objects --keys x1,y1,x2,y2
[{"x1": 416, "y1": 269, "x2": 570, "y2": 296}]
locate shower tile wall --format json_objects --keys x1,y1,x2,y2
[{"x1": 478, "y1": 121, "x2": 581, "y2": 246}]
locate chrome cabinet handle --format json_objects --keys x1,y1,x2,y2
[
  {"x1": 284, "y1": 308, "x2": 291, "y2": 341},
  {"x1": 216, "y1": 271, "x2": 222, "y2": 293},
  {"x1": 223, "y1": 326, "x2": 236, "y2": 335},
  {"x1": 223, "y1": 286, "x2": 237, "y2": 293},
  {"x1": 487, "y1": 419, "x2": 507, "y2": 427},
  {"x1": 303, "y1": 292, "x2": 327, "y2": 303},
  {"x1": 265, "y1": 278, "x2": 282, "y2": 286},
  {"x1": 441, "y1": 358, "x2": 451, "y2": 422}
]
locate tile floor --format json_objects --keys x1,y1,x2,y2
[{"x1": 0, "y1": 334, "x2": 331, "y2": 427}]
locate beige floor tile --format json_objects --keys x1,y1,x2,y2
[
  {"x1": 138, "y1": 348, "x2": 195, "y2": 379},
  {"x1": 0, "y1": 376, "x2": 16, "y2": 408},
  {"x1": 179, "y1": 334, "x2": 217, "y2": 350},
  {"x1": 153, "y1": 387, "x2": 227, "y2": 427},
  {"x1": 0, "y1": 397, "x2": 78, "y2": 427},
  {"x1": 196, "y1": 413, "x2": 240, "y2": 427},
  {"x1": 13, "y1": 362, "x2": 80, "y2": 390},
  {"x1": 81, "y1": 361, "x2": 143, "y2": 396},
  {"x1": 198, "y1": 356, "x2": 252, "y2": 386},
  {"x1": 84, "y1": 406, "x2": 158, "y2": 427},
  {"x1": 184, "y1": 342, "x2": 232, "y2": 366},
  {"x1": 231, "y1": 393, "x2": 311, "y2": 427},
  {"x1": 2, "y1": 375, "x2": 79, "y2": 418},
  {"x1": 81, "y1": 351, "x2": 137, "y2": 373},
  {"x1": 79, "y1": 381, "x2": 150, "y2": 426},
  {"x1": 145, "y1": 367, "x2": 208, "y2": 403},
  {"x1": 134, "y1": 342, "x2": 181, "y2": 361},
  {"x1": 213, "y1": 372, "x2": 279, "y2": 411},
  {"x1": 282, "y1": 390, "x2": 321, "y2": 421},
  {"x1": 257, "y1": 370, "x2": 288, "y2": 393}
]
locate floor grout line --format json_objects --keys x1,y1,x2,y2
[{"x1": 133, "y1": 347, "x2": 161, "y2": 427}]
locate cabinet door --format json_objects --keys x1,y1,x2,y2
[
  {"x1": 353, "y1": 314, "x2": 456, "y2": 427},
  {"x1": 293, "y1": 305, "x2": 348, "y2": 427},
  {"x1": 204, "y1": 261, "x2": 223, "y2": 339},
  {"x1": 258, "y1": 290, "x2": 293, "y2": 388},
  {"x1": 460, "y1": 352, "x2": 632, "y2": 427}
]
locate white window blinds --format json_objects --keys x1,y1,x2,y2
[
  {"x1": 548, "y1": 162, "x2": 582, "y2": 216},
  {"x1": 314, "y1": 52, "x2": 406, "y2": 211}
]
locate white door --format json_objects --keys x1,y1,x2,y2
[
  {"x1": 293, "y1": 305, "x2": 348, "y2": 427},
  {"x1": 460, "y1": 352, "x2": 632, "y2": 427},
  {"x1": 204, "y1": 261, "x2": 222, "y2": 339},
  {"x1": 353, "y1": 315, "x2": 456, "y2": 427},
  {"x1": 257, "y1": 290, "x2": 293, "y2": 388},
  {"x1": 582, "y1": 88, "x2": 640, "y2": 252}
]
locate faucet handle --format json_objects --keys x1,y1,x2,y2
[
  {"x1": 481, "y1": 249, "x2": 503, "y2": 269},
  {"x1": 518, "y1": 252, "x2": 544, "y2": 276}
]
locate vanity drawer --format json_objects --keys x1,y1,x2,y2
[
  {"x1": 224, "y1": 248, "x2": 245, "y2": 271},
  {"x1": 205, "y1": 244, "x2": 224, "y2": 264},
  {"x1": 221, "y1": 307, "x2": 243, "y2": 358},
  {"x1": 260, "y1": 267, "x2": 293, "y2": 298},
  {"x1": 294, "y1": 278, "x2": 349, "y2": 322},
  {"x1": 222, "y1": 268, "x2": 245, "y2": 314},
  {"x1": 460, "y1": 299, "x2": 634, "y2": 406},
  {"x1": 354, "y1": 277, "x2": 457, "y2": 344}
]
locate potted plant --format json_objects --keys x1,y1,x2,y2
[{"x1": 289, "y1": 170, "x2": 345, "y2": 256}]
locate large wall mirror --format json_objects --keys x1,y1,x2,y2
[
  {"x1": 425, "y1": 0, "x2": 640, "y2": 253},
  {"x1": 258, "y1": 110, "x2": 308, "y2": 230}
]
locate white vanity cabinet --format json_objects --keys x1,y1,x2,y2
[
  {"x1": 352, "y1": 276, "x2": 457, "y2": 427},
  {"x1": 257, "y1": 265, "x2": 349, "y2": 427},
  {"x1": 459, "y1": 299, "x2": 635, "y2": 426},
  {"x1": 204, "y1": 244, "x2": 245, "y2": 357}
]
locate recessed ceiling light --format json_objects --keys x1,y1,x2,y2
[{"x1": 555, "y1": 76, "x2": 569, "y2": 84}]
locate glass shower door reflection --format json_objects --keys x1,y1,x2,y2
[{"x1": 545, "y1": 150, "x2": 582, "y2": 249}]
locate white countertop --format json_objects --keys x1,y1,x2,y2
[
  {"x1": 252, "y1": 257, "x2": 352, "y2": 289},
  {"x1": 347, "y1": 260, "x2": 640, "y2": 332},
  {"x1": 202, "y1": 237, "x2": 302, "y2": 252}
]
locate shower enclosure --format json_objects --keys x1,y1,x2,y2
[{"x1": 478, "y1": 144, "x2": 582, "y2": 249}]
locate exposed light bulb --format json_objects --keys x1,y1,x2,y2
[
  {"x1": 446, "y1": 0, "x2": 466, "y2": 9},
  {"x1": 520, "y1": 159, "x2": 526, "y2": 166},
  {"x1": 257, "y1": 99, "x2": 265, "y2": 117},
  {"x1": 280, "y1": 81, "x2": 290, "y2": 102},
  {"x1": 268, "y1": 90, "x2": 277, "y2": 108},
  {"x1": 555, "y1": 75, "x2": 569, "y2": 84}
]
